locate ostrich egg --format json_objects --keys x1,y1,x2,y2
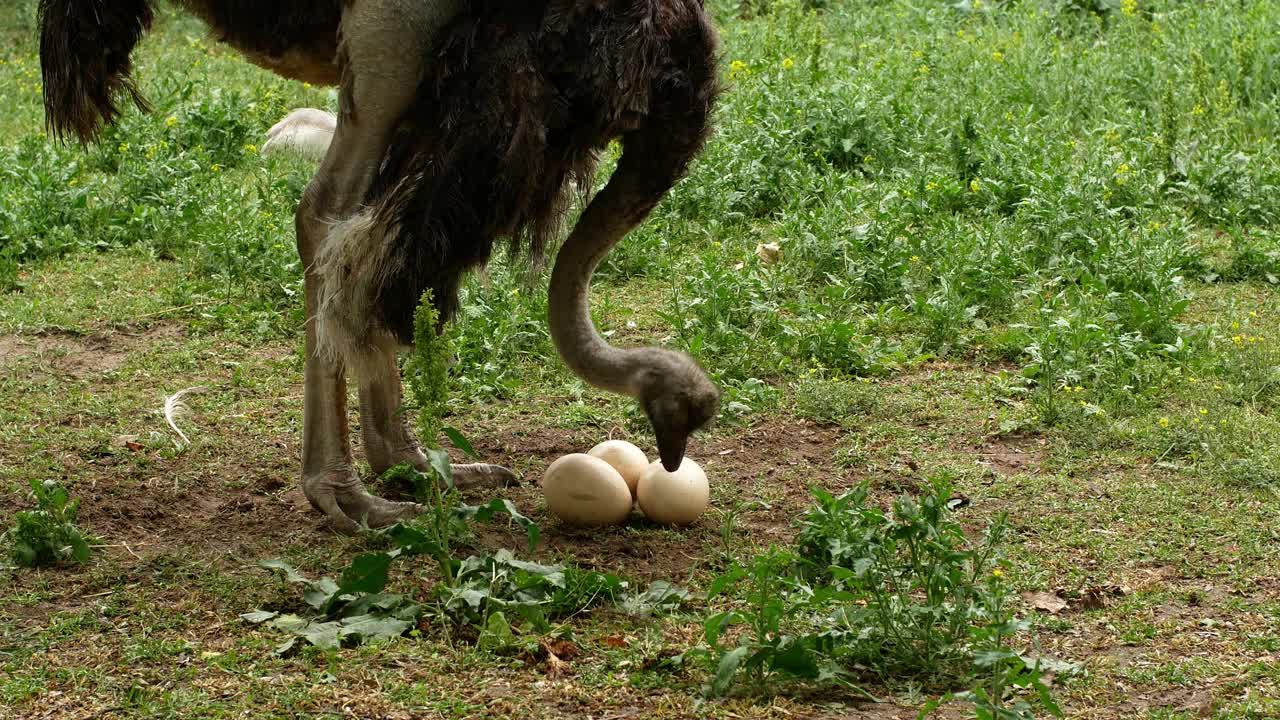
[
  {"x1": 587, "y1": 440, "x2": 650, "y2": 498},
  {"x1": 636, "y1": 457, "x2": 709, "y2": 526},
  {"x1": 542, "y1": 454, "x2": 633, "y2": 526}
]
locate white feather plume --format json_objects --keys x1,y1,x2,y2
[{"x1": 164, "y1": 386, "x2": 208, "y2": 447}]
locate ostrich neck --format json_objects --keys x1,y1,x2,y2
[{"x1": 548, "y1": 181, "x2": 655, "y2": 398}]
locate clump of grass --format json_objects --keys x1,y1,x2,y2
[{"x1": 792, "y1": 376, "x2": 878, "y2": 426}]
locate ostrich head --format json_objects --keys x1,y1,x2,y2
[
  {"x1": 546, "y1": 193, "x2": 721, "y2": 472},
  {"x1": 634, "y1": 350, "x2": 720, "y2": 471}
]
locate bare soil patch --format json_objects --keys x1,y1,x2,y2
[
  {"x1": 0, "y1": 322, "x2": 184, "y2": 378},
  {"x1": 969, "y1": 433, "x2": 1047, "y2": 478}
]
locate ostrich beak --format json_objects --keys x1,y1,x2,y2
[{"x1": 656, "y1": 428, "x2": 688, "y2": 472}]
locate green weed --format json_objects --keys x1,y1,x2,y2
[
  {"x1": 693, "y1": 478, "x2": 1062, "y2": 717},
  {"x1": 3, "y1": 480, "x2": 93, "y2": 568}
]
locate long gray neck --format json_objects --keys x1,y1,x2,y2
[{"x1": 548, "y1": 180, "x2": 657, "y2": 398}]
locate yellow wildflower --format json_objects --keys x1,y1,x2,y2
[
  {"x1": 1158, "y1": 417, "x2": 1170, "y2": 428},
  {"x1": 992, "y1": 50, "x2": 1004, "y2": 63},
  {"x1": 969, "y1": 179, "x2": 980, "y2": 192},
  {"x1": 166, "y1": 115, "x2": 178, "y2": 127},
  {"x1": 782, "y1": 57, "x2": 795, "y2": 70}
]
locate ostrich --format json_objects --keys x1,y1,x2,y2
[{"x1": 38, "y1": 0, "x2": 721, "y2": 533}]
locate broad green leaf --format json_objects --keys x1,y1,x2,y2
[
  {"x1": 239, "y1": 610, "x2": 278, "y2": 624},
  {"x1": 303, "y1": 577, "x2": 340, "y2": 610},
  {"x1": 426, "y1": 448, "x2": 453, "y2": 488},
  {"x1": 266, "y1": 614, "x2": 310, "y2": 633},
  {"x1": 334, "y1": 552, "x2": 394, "y2": 600},
  {"x1": 1019, "y1": 654, "x2": 1081, "y2": 676},
  {"x1": 769, "y1": 638, "x2": 820, "y2": 679},
  {"x1": 381, "y1": 524, "x2": 444, "y2": 557},
  {"x1": 703, "y1": 610, "x2": 746, "y2": 646},
  {"x1": 340, "y1": 614, "x2": 413, "y2": 643},
  {"x1": 710, "y1": 646, "x2": 750, "y2": 696},
  {"x1": 495, "y1": 550, "x2": 564, "y2": 581},
  {"x1": 300, "y1": 621, "x2": 343, "y2": 650},
  {"x1": 260, "y1": 559, "x2": 310, "y2": 585},
  {"x1": 506, "y1": 603, "x2": 549, "y2": 631},
  {"x1": 13, "y1": 542, "x2": 36, "y2": 568},
  {"x1": 972, "y1": 648, "x2": 1019, "y2": 668},
  {"x1": 67, "y1": 532, "x2": 90, "y2": 564},
  {"x1": 442, "y1": 426, "x2": 478, "y2": 459},
  {"x1": 620, "y1": 581, "x2": 689, "y2": 616},
  {"x1": 476, "y1": 611, "x2": 517, "y2": 652},
  {"x1": 459, "y1": 589, "x2": 489, "y2": 609},
  {"x1": 1037, "y1": 681, "x2": 1064, "y2": 718},
  {"x1": 707, "y1": 566, "x2": 745, "y2": 599},
  {"x1": 916, "y1": 693, "x2": 953, "y2": 720},
  {"x1": 459, "y1": 498, "x2": 541, "y2": 551},
  {"x1": 341, "y1": 593, "x2": 415, "y2": 618}
]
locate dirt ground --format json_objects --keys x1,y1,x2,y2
[{"x1": 2, "y1": 315, "x2": 1278, "y2": 719}]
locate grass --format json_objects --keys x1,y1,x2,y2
[{"x1": 2, "y1": 0, "x2": 1280, "y2": 717}]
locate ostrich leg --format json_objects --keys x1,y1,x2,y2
[
  {"x1": 296, "y1": 0, "x2": 469, "y2": 533},
  {"x1": 357, "y1": 342, "x2": 517, "y2": 488}
]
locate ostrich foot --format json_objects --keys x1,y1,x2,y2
[
  {"x1": 303, "y1": 470, "x2": 422, "y2": 534},
  {"x1": 451, "y1": 462, "x2": 519, "y2": 489},
  {"x1": 305, "y1": 461, "x2": 519, "y2": 534},
  {"x1": 370, "y1": 445, "x2": 519, "y2": 490}
]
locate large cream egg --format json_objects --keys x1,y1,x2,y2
[
  {"x1": 542, "y1": 454, "x2": 633, "y2": 526},
  {"x1": 636, "y1": 457, "x2": 709, "y2": 526},
  {"x1": 587, "y1": 440, "x2": 650, "y2": 498}
]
